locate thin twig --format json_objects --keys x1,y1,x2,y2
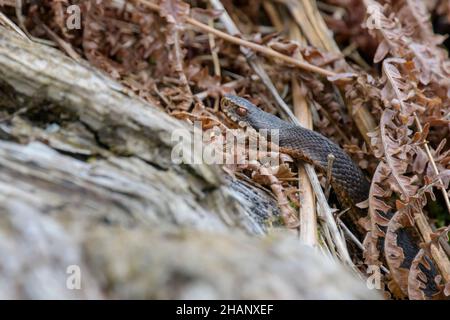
[
  {"x1": 207, "y1": 16, "x2": 221, "y2": 78},
  {"x1": 337, "y1": 218, "x2": 390, "y2": 274},
  {"x1": 321, "y1": 221, "x2": 338, "y2": 258},
  {"x1": 304, "y1": 164, "x2": 353, "y2": 266},
  {"x1": 262, "y1": 0, "x2": 285, "y2": 32},
  {"x1": 15, "y1": 0, "x2": 55, "y2": 46},
  {"x1": 40, "y1": 23, "x2": 81, "y2": 62},
  {"x1": 325, "y1": 153, "x2": 335, "y2": 199},
  {"x1": 413, "y1": 113, "x2": 450, "y2": 215},
  {"x1": 139, "y1": 0, "x2": 338, "y2": 78},
  {"x1": 0, "y1": 10, "x2": 29, "y2": 39},
  {"x1": 207, "y1": 13, "x2": 221, "y2": 112}
]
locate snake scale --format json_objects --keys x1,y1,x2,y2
[{"x1": 221, "y1": 94, "x2": 370, "y2": 233}]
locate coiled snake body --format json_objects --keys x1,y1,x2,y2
[{"x1": 222, "y1": 95, "x2": 370, "y2": 232}]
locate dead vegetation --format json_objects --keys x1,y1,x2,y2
[{"x1": 1, "y1": 0, "x2": 450, "y2": 299}]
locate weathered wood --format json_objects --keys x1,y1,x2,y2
[
  {"x1": 0, "y1": 27, "x2": 380, "y2": 299},
  {"x1": 0, "y1": 27, "x2": 267, "y2": 234}
]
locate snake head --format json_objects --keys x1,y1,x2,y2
[
  {"x1": 221, "y1": 94, "x2": 257, "y2": 128},
  {"x1": 221, "y1": 94, "x2": 290, "y2": 131}
]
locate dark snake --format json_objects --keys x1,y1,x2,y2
[
  {"x1": 221, "y1": 95, "x2": 445, "y2": 297},
  {"x1": 221, "y1": 94, "x2": 370, "y2": 233}
]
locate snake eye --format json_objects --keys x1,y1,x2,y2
[{"x1": 236, "y1": 107, "x2": 247, "y2": 117}]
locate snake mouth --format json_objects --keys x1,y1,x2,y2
[{"x1": 223, "y1": 108, "x2": 249, "y2": 129}]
